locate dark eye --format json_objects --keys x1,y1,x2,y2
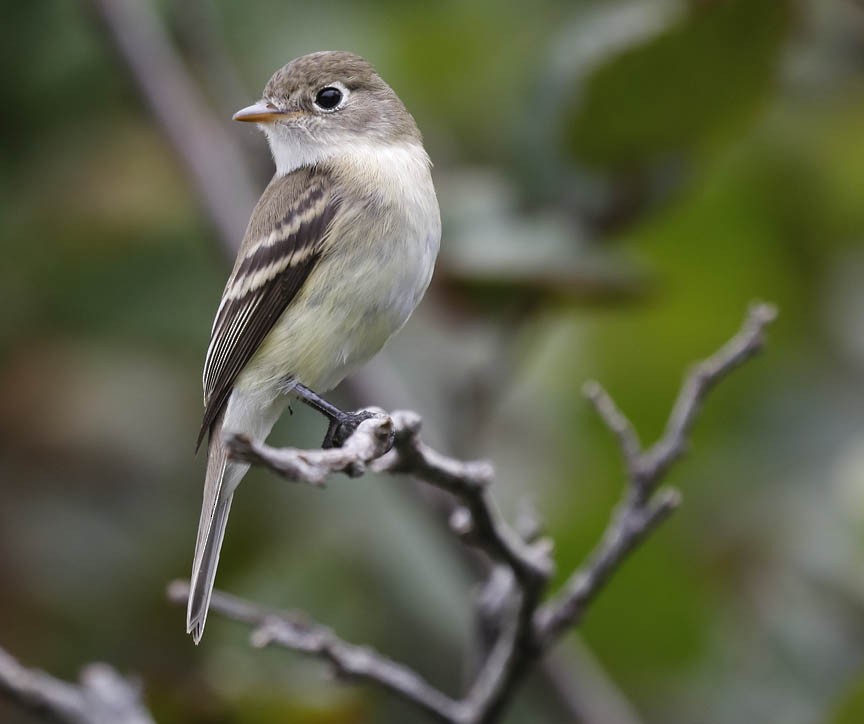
[{"x1": 315, "y1": 87, "x2": 343, "y2": 110}]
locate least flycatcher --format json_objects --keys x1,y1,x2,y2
[{"x1": 187, "y1": 51, "x2": 441, "y2": 643}]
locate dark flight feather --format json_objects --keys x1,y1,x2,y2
[{"x1": 197, "y1": 167, "x2": 340, "y2": 449}]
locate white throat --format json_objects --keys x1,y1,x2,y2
[
  {"x1": 262, "y1": 125, "x2": 430, "y2": 179},
  {"x1": 262, "y1": 125, "x2": 336, "y2": 175}
]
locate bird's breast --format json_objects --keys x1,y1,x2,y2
[{"x1": 237, "y1": 141, "x2": 441, "y2": 394}]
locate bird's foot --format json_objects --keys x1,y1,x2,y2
[
  {"x1": 322, "y1": 409, "x2": 379, "y2": 449},
  {"x1": 291, "y1": 383, "x2": 383, "y2": 450}
]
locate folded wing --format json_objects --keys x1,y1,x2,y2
[{"x1": 198, "y1": 167, "x2": 341, "y2": 448}]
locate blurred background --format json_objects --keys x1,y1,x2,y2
[{"x1": 2, "y1": 0, "x2": 864, "y2": 722}]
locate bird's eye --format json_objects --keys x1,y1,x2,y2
[{"x1": 314, "y1": 86, "x2": 343, "y2": 111}]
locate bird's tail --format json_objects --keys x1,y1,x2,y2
[{"x1": 187, "y1": 417, "x2": 248, "y2": 644}]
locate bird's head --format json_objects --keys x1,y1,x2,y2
[{"x1": 234, "y1": 51, "x2": 421, "y2": 174}]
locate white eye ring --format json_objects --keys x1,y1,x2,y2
[{"x1": 313, "y1": 81, "x2": 350, "y2": 112}]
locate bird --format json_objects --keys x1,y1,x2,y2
[{"x1": 187, "y1": 51, "x2": 441, "y2": 643}]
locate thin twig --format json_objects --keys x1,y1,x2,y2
[
  {"x1": 372, "y1": 411, "x2": 555, "y2": 584},
  {"x1": 166, "y1": 582, "x2": 464, "y2": 723},
  {"x1": 534, "y1": 303, "x2": 777, "y2": 645},
  {"x1": 0, "y1": 646, "x2": 154, "y2": 724},
  {"x1": 581, "y1": 380, "x2": 641, "y2": 475},
  {"x1": 641, "y1": 302, "x2": 778, "y2": 488}
]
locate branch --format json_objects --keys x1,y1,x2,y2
[
  {"x1": 217, "y1": 409, "x2": 555, "y2": 724},
  {"x1": 534, "y1": 302, "x2": 778, "y2": 644},
  {"x1": 227, "y1": 410, "x2": 553, "y2": 585},
  {"x1": 0, "y1": 646, "x2": 154, "y2": 724},
  {"x1": 166, "y1": 581, "x2": 464, "y2": 723},
  {"x1": 171, "y1": 302, "x2": 775, "y2": 723},
  {"x1": 228, "y1": 410, "x2": 395, "y2": 485},
  {"x1": 164, "y1": 300, "x2": 776, "y2": 723},
  {"x1": 373, "y1": 411, "x2": 555, "y2": 584},
  {"x1": 644, "y1": 301, "x2": 778, "y2": 486}
]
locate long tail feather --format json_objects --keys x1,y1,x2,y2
[{"x1": 187, "y1": 417, "x2": 247, "y2": 644}]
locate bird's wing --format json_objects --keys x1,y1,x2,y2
[{"x1": 197, "y1": 166, "x2": 341, "y2": 449}]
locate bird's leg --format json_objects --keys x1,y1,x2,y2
[{"x1": 292, "y1": 382, "x2": 377, "y2": 449}]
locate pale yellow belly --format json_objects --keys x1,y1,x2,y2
[{"x1": 234, "y1": 229, "x2": 436, "y2": 396}]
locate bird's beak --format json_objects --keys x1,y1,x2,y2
[{"x1": 232, "y1": 102, "x2": 295, "y2": 123}]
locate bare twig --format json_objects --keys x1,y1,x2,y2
[
  {"x1": 226, "y1": 408, "x2": 553, "y2": 585},
  {"x1": 641, "y1": 302, "x2": 778, "y2": 487},
  {"x1": 168, "y1": 301, "x2": 775, "y2": 724},
  {"x1": 228, "y1": 410, "x2": 395, "y2": 484},
  {"x1": 0, "y1": 646, "x2": 154, "y2": 724},
  {"x1": 534, "y1": 302, "x2": 778, "y2": 645},
  {"x1": 533, "y1": 489, "x2": 681, "y2": 646},
  {"x1": 373, "y1": 411, "x2": 554, "y2": 584},
  {"x1": 166, "y1": 581, "x2": 463, "y2": 723}
]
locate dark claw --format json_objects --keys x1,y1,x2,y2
[
  {"x1": 322, "y1": 409, "x2": 378, "y2": 449},
  {"x1": 292, "y1": 383, "x2": 381, "y2": 450}
]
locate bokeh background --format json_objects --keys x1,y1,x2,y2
[{"x1": 2, "y1": 0, "x2": 864, "y2": 722}]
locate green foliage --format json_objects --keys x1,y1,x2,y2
[
  {"x1": 566, "y1": 0, "x2": 791, "y2": 167},
  {"x1": 832, "y1": 675, "x2": 864, "y2": 724}
]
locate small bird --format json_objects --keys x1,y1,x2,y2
[{"x1": 187, "y1": 51, "x2": 441, "y2": 643}]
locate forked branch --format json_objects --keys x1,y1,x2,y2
[
  {"x1": 534, "y1": 302, "x2": 778, "y2": 645},
  {"x1": 0, "y1": 646, "x2": 154, "y2": 724},
  {"x1": 168, "y1": 303, "x2": 777, "y2": 724}
]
